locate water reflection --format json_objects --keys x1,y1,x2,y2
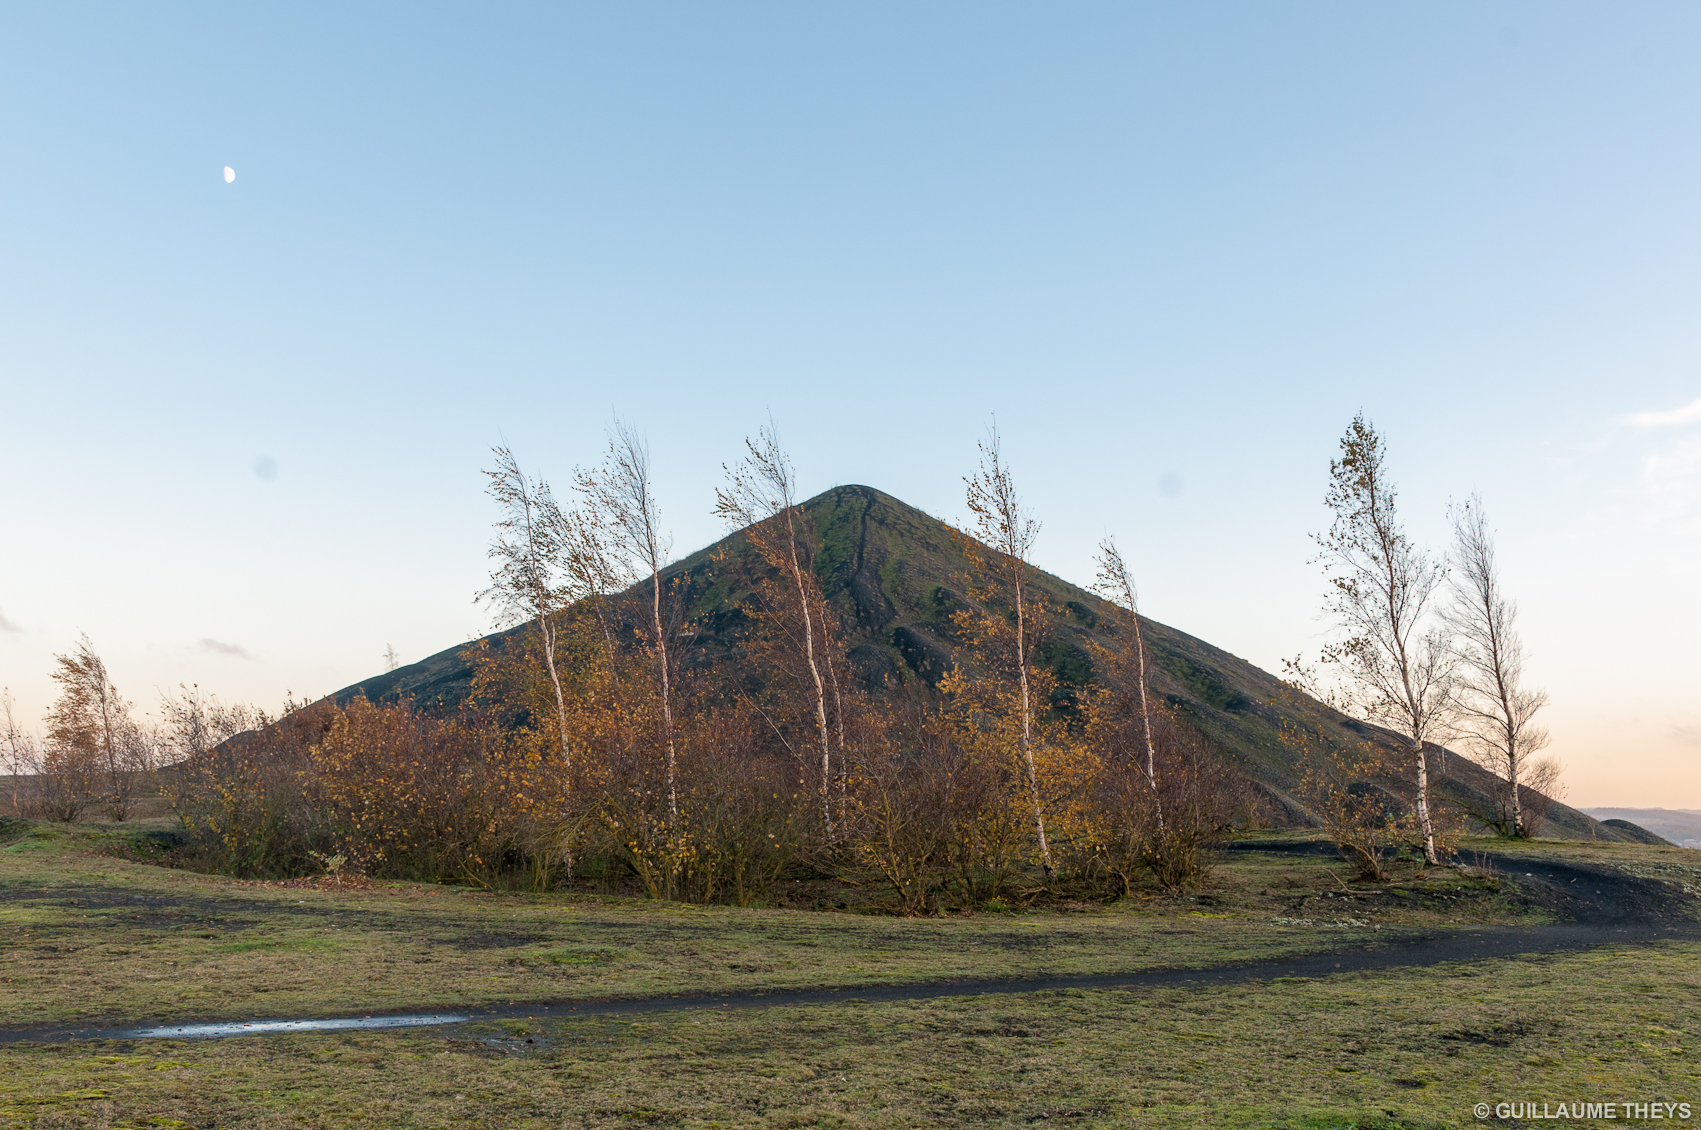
[{"x1": 126, "y1": 1013, "x2": 469, "y2": 1039}]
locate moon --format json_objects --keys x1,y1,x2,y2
[{"x1": 223, "y1": 166, "x2": 236, "y2": 183}]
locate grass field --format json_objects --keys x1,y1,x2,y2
[
  {"x1": 6, "y1": 942, "x2": 1698, "y2": 1129},
  {"x1": 3, "y1": 819, "x2": 1698, "y2": 1128},
  {"x1": 0, "y1": 820, "x2": 1552, "y2": 1030}
]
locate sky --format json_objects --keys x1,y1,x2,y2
[{"x1": 2, "y1": 3, "x2": 1697, "y2": 807}]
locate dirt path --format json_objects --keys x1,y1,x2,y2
[{"x1": 4, "y1": 918, "x2": 1693, "y2": 1044}]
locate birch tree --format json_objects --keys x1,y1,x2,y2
[
  {"x1": 581, "y1": 419, "x2": 680, "y2": 826},
  {"x1": 1093, "y1": 535, "x2": 1161, "y2": 829},
  {"x1": 479, "y1": 446, "x2": 574, "y2": 778},
  {"x1": 43, "y1": 635, "x2": 152, "y2": 820},
  {"x1": 714, "y1": 422, "x2": 839, "y2": 838},
  {"x1": 1444, "y1": 494, "x2": 1551, "y2": 838},
  {"x1": 960, "y1": 427, "x2": 1053, "y2": 878},
  {"x1": 1313, "y1": 414, "x2": 1455, "y2": 864}
]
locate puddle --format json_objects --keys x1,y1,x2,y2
[{"x1": 125, "y1": 1013, "x2": 470, "y2": 1039}]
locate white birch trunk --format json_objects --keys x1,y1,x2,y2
[
  {"x1": 783, "y1": 506, "x2": 834, "y2": 839},
  {"x1": 1013, "y1": 563, "x2": 1052, "y2": 876},
  {"x1": 1130, "y1": 609, "x2": 1163, "y2": 832},
  {"x1": 650, "y1": 562, "x2": 679, "y2": 827}
]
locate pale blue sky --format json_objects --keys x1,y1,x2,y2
[{"x1": 3, "y1": 3, "x2": 1698, "y2": 804}]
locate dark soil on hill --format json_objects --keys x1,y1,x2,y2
[{"x1": 1597, "y1": 817, "x2": 1673, "y2": 845}]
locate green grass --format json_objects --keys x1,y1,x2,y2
[
  {"x1": 5, "y1": 819, "x2": 1700, "y2": 1128},
  {"x1": 1, "y1": 822, "x2": 1552, "y2": 1030},
  {"x1": 3, "y1": 942, "x2": 1697, "y2": 1128}
]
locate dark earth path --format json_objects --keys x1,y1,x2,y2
[
  {"x1": 1223, "y1": 841, "x2": 1695, "y2": 926},
  {"x1": 5, "y1": 876, "x2": 1694, "y2": 1043}
]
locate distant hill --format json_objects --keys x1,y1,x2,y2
[
  {"x1": 340, "y1": 485, "x2": 1636, "y2": 844},
  {"x1": 1585, "y1": 809, "x2": 1701, "y2": 849}
]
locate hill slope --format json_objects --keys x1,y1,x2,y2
[
  {"x1": 342, "y1": 485, "x2": 1629, "y2": 843},
  {"x1": 1584, "y1": 809, "x2": 1698, "y2": 848}
]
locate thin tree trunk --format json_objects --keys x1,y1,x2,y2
[
  {"x1": 1130, "y1": 609, "x2": 1163, "y2": 832},
  {"x1": 1013, "y1": 562, "x2": 1052, "y2": 877},
  {"x1": 783, "y1": 506, "x2": 834, "y2": 839},
  {"x1": 1509, "y1": 748, "x2": 1524, "y2": 836},
  {"x1": 588, "y1": 598, "x2": 639, "y2": 768},
  {"x1": 826, "y1": 640, "x2": 849, "y2": 820},
  {"x1": 1490, "y1": 637, "x2": 1524, "y2": 837},
  {"x1": 651, "y1": 563, "x2": 679, "y2": 827},
  {"x1": 535, "y1": 613, "x2": 577, "y2": 881},
  {"x1": 95, "y1": 667, "x2": 125, "y2": 821},
  {"x1": 1384, "y1": 510, "x2": 1438, "y2": 866},
  {"x1": 1413, "y1": 739, "x2": 1437, "y2": 863},
  {"x1": 539, "y1": 615, "x2": 572, "y2": 777},
  {"x1": 1446, "y1": 495, "x2": 1544, "y2": 840},
  {"x1": 1401, "y1": 647, "x2": 1439, "y2": 865}
]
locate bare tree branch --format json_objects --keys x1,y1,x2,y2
[
  {"x1": 579, "y1": 419, "x2": 680, "y2": 827},
  {"x1": 963, "y1": 423, "x2": 1053, "y2": 878},
  {"x1": 1311, "y1": 414, "x2": 1456, "y2": 863},
  {"x1": 715, "y1": 420, "x2": 839, "y2": 839},
  {"x1": 478, "y1": 445, "x2": 575, "y2": 782},
  {"x1": 1093, "y1": 535, "x2": 1163, "y2": 830},
  {"x1": 1444, "y1": 493, "x2": 1551, "y2": 837}
]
